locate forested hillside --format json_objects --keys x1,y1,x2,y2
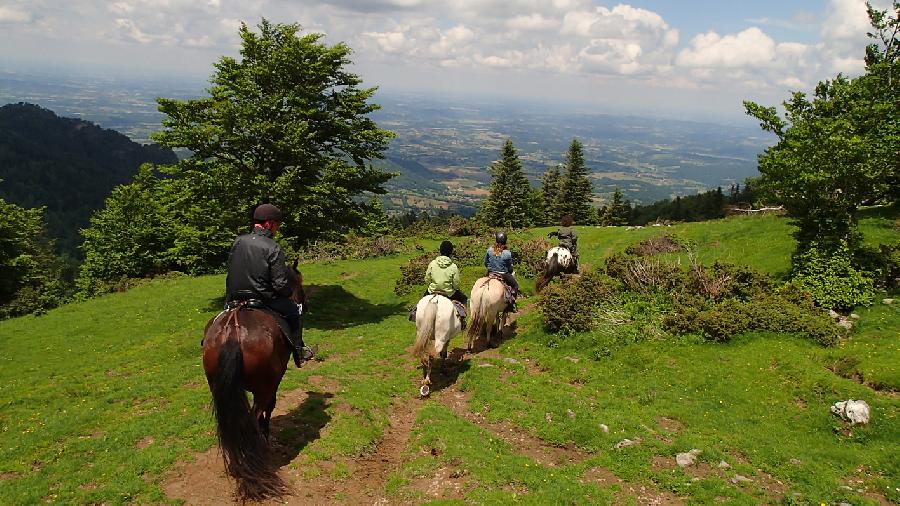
[{"x1": 0, "y1": 103, "x2": 177, "y2": 257}]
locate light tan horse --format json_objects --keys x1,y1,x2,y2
[
  {"x1": 466, "y1": 276, "x2": 508, "y2": 351},
  {"x1": 411, "y1": 294, "x2": 463, "y2": 396}
]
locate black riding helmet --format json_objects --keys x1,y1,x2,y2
[
  {"x1": 253, "y1": 203, "x2": 283, "y2": 222},
  {"x1": 494, "y1": 232, "x2": 507, "y2": 245},
  {"x1": 440, "y1": 240, "x2": 454, "y2": 256}
]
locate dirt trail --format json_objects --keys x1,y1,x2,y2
[{"x1": 163, "y1": 382, "x2": 422, "y2": 505}]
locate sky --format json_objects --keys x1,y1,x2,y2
[{"x1": 0, "y1": 0, "x2": 890, "y2": 123}]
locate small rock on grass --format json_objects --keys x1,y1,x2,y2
[
  {"x1": 883, "y1": 298, "x2": 895, "y2": 305},
  {"x1": 676, "y1": 449, "x2": 701, "y2": 467},
  {"x1": 789, "y1": 458, "x2": 801, "y2": 466},
  {"x1": 849, "y1": 313, "x2": 860, "y2": 320},
  {"x1": 567, "y1": 409, "x2": 576, "y2": 419},
  {"x1": 614, "y1": 438, "x2": 640, "y2": 449},
  {"x1": 599, "y1": 424, "x2": 609, "y2": 433},
  {"x1": 731, "y1": 475, "x2": 753, "y2": 485},
  {"x1": 717, "y1": 460, "x2": 731, "y2": 469},
  {"x1": 828, "y1": 309, "x2": 841, "y2": 320},
  {"x1": 503, "y1": 357, "x2": 519, "y2": 364},
  {"x1": 831, "y1": 399, "x2": 870, "y2": 425}
]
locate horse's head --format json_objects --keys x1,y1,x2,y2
[{"x1": 286, "y1": 257, "x2": 306, "y2": 306}]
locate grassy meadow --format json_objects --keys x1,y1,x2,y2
[{"x1": 0, "y1": 212, "x2": 897, "y2": 505}]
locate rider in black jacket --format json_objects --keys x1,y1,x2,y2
[{"x1": 225, "y1": 203, "x2": 317, "y2": 368}]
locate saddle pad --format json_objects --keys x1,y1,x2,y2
[{"x1": 213, "y1": 307, "x2": 292, "y2": 341}]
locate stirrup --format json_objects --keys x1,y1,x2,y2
[{"x1": 301, "y1": 344, "x2": 318, "y2": 361}]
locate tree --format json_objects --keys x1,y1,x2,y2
[
  {"x1": 600, "y1": 188, "x2": 630, "y2": 226},
  {"x1": 480, "y1": 139, "x2": 535, "y2": 228},
  {"x1": 77, "y1": 166, "x2": 176, "y2": 295},
  {"x1": 540, "y1": 165, "x2": 563, "y2": 225},
  {"x1": 557, "y1": 139, "x2": 594, "y2": 223},
  {"x1": 152, "y1": 19, "x2": 395, "y2": 247},
  {"x1": 743, "y1": 2, "x2": 899, "y2": 249},
  {"x1": 0, "y1": 194, "x2": 68, "y2": 318}
]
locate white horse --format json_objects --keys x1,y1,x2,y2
[
  {"x1": 412, "y1": 294, "x2": 463, "y2": 396},
  {"x1": 466, "y1": 276, "x2": 508, "y2": 351},
  {"x1": 536, "y1": 246, "x2": 577, "y2": 292}
]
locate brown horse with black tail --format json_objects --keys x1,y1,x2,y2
[{"x1": 201, "y1": 260, "x2": 306, "y2": 501}]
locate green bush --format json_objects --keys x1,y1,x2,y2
[
  {"x1": 297, "y1": 234, "x2": 403, "y2": 262},
  {"x1": 662, "y1": 292, "x2": 842, "y2": 346},
  {"x1": 791, "y1": 242, "x2": 875, "y2": 310},
  {"x1": 539, "y1": 269, "x2": 618, "y2": 334},
  {"x1": 394, "y1": 252, "x2": 431, "y2": 296},
  {"x1": 513, "y1": 237, "x2": 553, "y2": 278},
  {"x1": 605, "y1": 252, "x2": 686, "y2": 293}
]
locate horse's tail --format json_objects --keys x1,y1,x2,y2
[
  {"x1": 211, "y1": 330, "x2": 285, "y2": 500},
  {"x1": 466, "y1": 283, "x2": 487, "y2": 344},
  {"x1": 412, "y1": 297, "x2": 438, "y2": 364},
  {"x1": 536, "y1": 253, "x2": 560, "y2": 292}
]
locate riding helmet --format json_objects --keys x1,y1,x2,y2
[
  {"x1": 494, "y1": 232, "x2": 507, "y2": 245},
  {"x1": 253, "y1": 203, "x2": 283, "y2": 222}
]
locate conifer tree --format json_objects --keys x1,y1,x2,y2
[
  {"x1": 480, "y1": 139, "x2": 534, "y2": 228},
  {"x1": 539, "y1": 164, "x2": 563, "y2": 225},
  {"x1": 557, "y1": 139, "x2": 594, "y2": 223},
  {"x1": 603, "y1": 188, "x2": 630, "y2": 226}
]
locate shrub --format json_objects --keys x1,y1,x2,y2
[
  {"x1": 625, "y1": 234, "x2": 682, "y2": 256},
  {"x1": 394, "y1": 252, "x2": 431, "y2": 296},
  {"x1": 539, "y1": 269, "x2": 618, "y2": 333},
  {"x1": 605, "y1": 252, "x2": 686, "y2": 293},
  {"x1": 855, "y1": 241, "x2": 900, "y2": 289},
  {"x1": 792, "y1": 242, "x2": 875, "y2": 310},
  {"x1": 513, "y1": 237, "x2": 553, "y2": 278},
  {"x1": 662, "y1": 292, "x2": 842, "y2": 346},
  {"x1": 297, "y1": 234, "x2": 403, "y2": 262}
]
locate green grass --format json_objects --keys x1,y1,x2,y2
[{"x1": 0, "y1": 213, "x2": 897, "y2": 505}]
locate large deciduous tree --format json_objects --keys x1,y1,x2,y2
[
  {"x1": 743, "y1": 2, "x2": 898, "y2": 249},
  {"x1": 480, "y1": 139, "x2": 535, "y2": 228},
  {"x1": 152, "y1": 19, "x2": 395, "y2": 246}
]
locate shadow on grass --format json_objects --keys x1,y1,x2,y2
[
  {"x1": 426, "y1": 349, "x2": 471, "y2": 395},
  {"x1": 302, "y1": 284, "x2": 407, "y2": 330},
  {"x1": 270, "y1": 391, "x2": 334, "y2": 467}
]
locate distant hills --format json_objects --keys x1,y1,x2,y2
[{"x1": 0, "y1": 103, "x2": 177, "y2": 258}]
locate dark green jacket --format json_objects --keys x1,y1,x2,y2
[{"x1": 550, "y1": 226, "x2": 577, "y2": 251}]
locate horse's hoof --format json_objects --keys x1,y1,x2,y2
[{"x1": 419, "y1": 384, "x2": 430, "y2": 397}]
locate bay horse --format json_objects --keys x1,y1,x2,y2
[
  {"x1": 535, "y1": 246, "x2": 577, "y2": 292},
  {"x1": 412, "y1": 294, "x2": 463, "y2": 396},
  {"x1": 201, "y1": 260, "x2": 306, "y2": 501},
  {"x1": 466, "y1": 276, "x2": 508, "y2": 351}
]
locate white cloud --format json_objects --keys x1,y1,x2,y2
[
  {"x1": 676, "y1": 28, "x2": 777, "y2": 68},
  {"x1": 0, "y1": 5, "x2": 32, "y2": 23}
]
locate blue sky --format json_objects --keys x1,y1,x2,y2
[{"x1": 0, "y1": 0, "x2": 889, "y2": 122}]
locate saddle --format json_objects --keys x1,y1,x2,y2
[
  {"x1": 486, "y1": 273, "x2": 516, "y2": 305},
  {"x1": 217, "y1": 299, "x2": 294, "y2": 344}
]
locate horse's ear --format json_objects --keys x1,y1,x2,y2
[{"x1": 292, "y1": 257, "x2": 299, "y2": 270}]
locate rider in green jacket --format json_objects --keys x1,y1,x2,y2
[{"x1": 548, "y1": 215, "x2": 579, "y2": 272}]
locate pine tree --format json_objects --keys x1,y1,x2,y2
[
  {"x1": 605, "y1": 188, "x2": 630, "y2": 226},
  {"x1": 480, "y1": 139, "x2": 534, "y2": 228},
  {"x1": 557, "y1": 139, "x2": 594, "y2": 223},
  {"x1": 539, "y1": 164, "x2": 563, "y2": 225}
]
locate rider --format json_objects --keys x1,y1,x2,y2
[
  {"x1": 548, "y1": 215, "x2": 579, "y2": 272},
  {"x1": 408, "y1": 240, "x2": 467, "y2": 322},
  {"x1": 484, "y1": 232, "x2": 518, "y2": 311},
  {"x1": 225, "y1": 203, "x2": 317, "y2": 368}
]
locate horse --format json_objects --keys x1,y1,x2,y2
[
  {"x1": 466, "y1": 276, "x2": 508, "y2": 351},
  {"x1": 201, "y1": 260, "x2": 306, "y2": 501},
  {"x1": 535, "y1": 246, "x2": 577, "y2": 292},
  {"x1": 411, "y1": 294, "x2": 463, "y2": 397}
]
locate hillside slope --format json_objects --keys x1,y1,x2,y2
[
  {"x1": 0, "y1": 103, "x2": 177, "y2": 257},
  {"x1": 0, "y1": 215, "x2": 896, "y2": 505}
]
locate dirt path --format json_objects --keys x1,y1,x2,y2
[{"x1": 163, "y1": 382, "x2": 423, "y2": 505}]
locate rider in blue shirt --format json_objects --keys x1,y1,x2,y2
[{"x1": 484, "y1": 232, "x2": 519, "y2": 302}]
